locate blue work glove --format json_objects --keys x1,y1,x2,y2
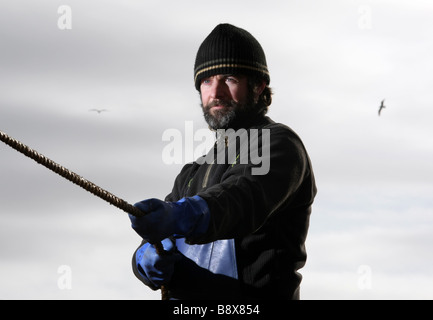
[
  {"x1": 134, "y1": 238, "x2": 181, "y2": 290},
  {"x1": 129, "y1": 195, "x2": 210, "y2": 244}
]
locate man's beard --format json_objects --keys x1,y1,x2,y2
[{"x1": 201, "y1": 96, "x2": 258, "y2": 130}]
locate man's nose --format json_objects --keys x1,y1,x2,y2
[{"x1": 209, "y1": 80, "x2": 227, "y2": 99}]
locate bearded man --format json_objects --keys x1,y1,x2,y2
[{"x1": 129, "y1": 23, "x2": 317, "y2": 300}]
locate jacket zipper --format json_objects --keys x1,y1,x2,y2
[{"x1": 202, "y1": 159, "x2": 214, "y2": 188}]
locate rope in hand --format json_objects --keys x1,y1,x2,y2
[{"x1": 0, "y1": 129, "x2": 169, "y2": 300}]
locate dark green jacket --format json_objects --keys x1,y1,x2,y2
[{"x1": 160, "y1": 116, "x2": 317, "y2": 299}]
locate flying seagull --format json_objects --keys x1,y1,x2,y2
[
  {"x1": 89, "y1": 109, "x2": 108, "y2": 114},
  {"x1": 378, "y1": 99, "x2": 385, "y2": 116}
]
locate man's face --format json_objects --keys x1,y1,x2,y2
[{"x1": 200, "y1": 74, "x2": 251, "y2": 130}]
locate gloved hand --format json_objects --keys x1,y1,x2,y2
[
  {"x1": 134, "y1": 238, "x2": 181, "y2": 290},
  {"x1": 129, "y1": 195, "x2": 210, "y2": 244}
]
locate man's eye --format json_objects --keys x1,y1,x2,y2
[
  {"x1": 226, "y1": 77, "x2": 238, "y2": 83},
  {"x1": 202, "y1": 79, "x2": 211, "y2": 85}
]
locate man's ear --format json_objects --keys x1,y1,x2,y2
[{"x1": 254, "y1": 81, "x2": 266, "y2": 99}]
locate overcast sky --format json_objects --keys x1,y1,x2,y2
[{"x1": 1, "y1": 0, "x2": 432, "y2": 299}]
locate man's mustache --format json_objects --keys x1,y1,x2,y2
[{"x1": 205, "y1": 99, "x2": 236, "y2": 110}]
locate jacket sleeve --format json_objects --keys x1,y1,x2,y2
[
  {"x1": 169, "y1": 252, "x2": 242, "y2": 299},
  {"x1": 191, "y1": 124, "x2": 315, "y2": 244},
  {"x1": 132, "y1": 239, "x2": 242, "y2": 299}
]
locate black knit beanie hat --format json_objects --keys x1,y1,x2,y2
[{"x1": 194, "y1": 23, "x2": 270, "y2": 90}]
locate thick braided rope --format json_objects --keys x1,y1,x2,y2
[{"x1": 0, "y1": 129, "x2": 168, "y2": 300}]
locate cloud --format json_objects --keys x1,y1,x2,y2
[
  {"x1": 0, "y1": 205, "x2": 162, "y2": 299},
  {"x1": 302, "y1": 221, "x2": 433, "y2": 299}
]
